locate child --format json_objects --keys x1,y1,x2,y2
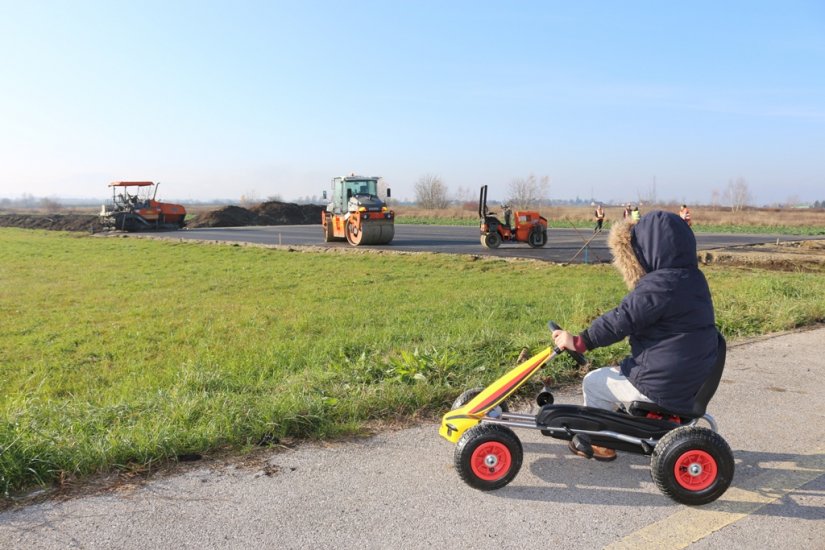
[{"x1": 553, "y1": 211, "x2": 718, "y2": 461}]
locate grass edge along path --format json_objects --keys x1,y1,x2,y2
[{"x1": 2, "y1": 228, "x2": 824, "y2": 496}]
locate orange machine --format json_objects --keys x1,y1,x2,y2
[
  {"x1": 478, "y1": 185, "x2": 548, "y2": 248},
  {"x1": 321, "y1": 175, "x2": 394, "y2": 246},
  {"x1": 100, "y1": 182, "x2": 186, "y2": 231}
]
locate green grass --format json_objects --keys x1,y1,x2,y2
[
  {"x1": 691, "y1": 223, "x2": 825, "y2": 236},
  {"x1": 396, "y1": 216, "x2": 598, "y2": 229},
  {"x1": 397, "y1": 216, "x2": 825, "y2": 235},
  {"x1": 2, "y1": 228, "x2": 825, "y2": 495}
]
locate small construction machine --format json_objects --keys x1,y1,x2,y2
[
  {"x1": 322, "y1": 175, "x2": 394, "y2": 246},
  {"x1": 478, "y1": 185, "x2": 548, "y2": 248},
  {"x1": 100, "y1": 181, "x2": 186, "y2": 231}
]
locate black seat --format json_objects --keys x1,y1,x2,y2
[{"x1": 629, "y1": 331, "x2": 726, "y2": 420}]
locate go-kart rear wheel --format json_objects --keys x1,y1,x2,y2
[
  {"x1": 451, "y1": 388, "x2": 509, "y2": 414},
  {"x1": 651, "y1": 426, "x2": 734, "y2": 506},
  {"x1": 455, "y1": 424, "x2": 522, "y2": 491}
]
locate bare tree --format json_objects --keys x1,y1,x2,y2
[
  {"x1": 240, "y1": 190, "x2": 260, "y2": 206},
  {"x1": 710, "y1": 189, "x2": 721, "y2": 209},
  {"x1": 723, "y1": 178, "x2": 753, "y2": 212},
  {"x1": 507, "y1": 174, "x2": 549, "y2": 209},
  {"x1": 414, "y1": 174, "x2": 450, "y2": 209},
  {"x1": 39, "y1": 197, "x2": 62, "y2": 214},
  {"x1": 453, "y1": 185, "x2": 475, "y2": 205},
  {"x1": 637, "y1": 179, "x2": 657, "y2": 205}
]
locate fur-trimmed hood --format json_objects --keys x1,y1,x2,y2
[{"x1": 609, "y1": 211, "x2": 697, "y2": 289}]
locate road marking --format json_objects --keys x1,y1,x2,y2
[{"x1": 606, "y1": 450, "x2": 825, "y2": 550}]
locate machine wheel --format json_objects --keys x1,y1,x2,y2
[
  {"x1": 455, "y1": 424, "x2": 522, "y2": 491},
  {"x1": 323, "y1": 215, "x2": 335, "y2": 242},
  {"x1": 527, "y1": 227, "x2": 547, "y2": 248},
  {"x1": 345, "y1": 221, "x2": 362, "y2": 245},
  {"x1": 651, "y1": 426, "x2": 734, "y2": 506},
  {"x1": 346, "y1": 220, "x2": 393, "y2": 246},
  {"x1": 482, "y1": 232, "x2": 501, "y2": 249},
  {"x1": 451, "y1": 388, "x2": 509, "y2": 414}
]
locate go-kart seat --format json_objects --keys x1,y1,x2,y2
[{"x1": 628, "y1": 331, "x2": 726, "y2": 420}]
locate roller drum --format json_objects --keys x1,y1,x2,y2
[{"x1": 347, "y1": 220, "x2": 394, "y2": 246}]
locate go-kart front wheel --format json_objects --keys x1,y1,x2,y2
[
  {"x1": 651, "y1": 426, "x2": 734, "y2": 506},
  {"x1": 455, "y1": 424, "x2": 522, "y2": 491}
]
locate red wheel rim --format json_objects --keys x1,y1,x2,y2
[
  {"x1": 674, "y1": 449, "x2": 718, "y2": 491},
  {"x1": 470, "y1": 441, "x2": 511, "y2": 481}
]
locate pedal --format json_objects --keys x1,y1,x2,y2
[{"x1": 570, "y1": 434, "x2": 594, "y2": 459}]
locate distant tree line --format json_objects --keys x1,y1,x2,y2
[{"x1": 413, "y1": 173, "x2": 551, "y2": 209}]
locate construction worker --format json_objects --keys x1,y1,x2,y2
[
  {"x1": 594, "y1": 204, "x2": 605, "y2": 233},
  {"x1": 679, "y1": 204, "x2": 692, "y2": 227},
  {"x1": 631, "y1": 205, "x2": 641, "y2": 222},
  {"x1": 503, "y1": 204, "x2": 513, "y2": 230}
]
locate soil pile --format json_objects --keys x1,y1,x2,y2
[
  {"x1": 699, "y1": 239, "x2": 825, "y2": 271},
  {"x1": 188, "y1": 201, "x2": 323, "y2": 228},
  {"x1": 0, "y1": 214, "x2": 99, "y2": 232}
]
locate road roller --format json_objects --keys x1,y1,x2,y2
[
  {"x1": 478, "y1": 185, "x2": 548, "y2": 249},
  {"x1": 321, "y1": 174, "x2": 394, "y2": 246}
]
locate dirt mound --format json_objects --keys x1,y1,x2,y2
[
  {"x1": 0, "y1": 214, "x2": 99, "y2": 232},
  {"x1": 699, "y1": 239, "x2": 825, "y2": 272},
  {"x1": 187, "y1": 205, "x2": 257, "y2": 228},
  {"x1": 188, "y1": 201, "x2": 323, "y2": 228}
]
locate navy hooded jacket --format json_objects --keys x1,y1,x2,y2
[{"x1": 580, "y1": 211, "x2": 718, "y2": 413}]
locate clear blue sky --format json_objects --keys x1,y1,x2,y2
[{"x1": 1, "y1": 1, "x2": 823, "y2": 205}]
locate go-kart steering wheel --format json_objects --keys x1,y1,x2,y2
[{"x1": 548, "y1": 321, "x2": 588, "y2": 366}]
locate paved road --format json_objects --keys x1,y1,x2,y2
[
  {"x1": 2, "y1": 327, "x2": 823, "y2": 549},
  {"x1": 152, "y1": 224, "x2": 812, "y2": 264}
]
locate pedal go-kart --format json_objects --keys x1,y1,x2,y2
[{"x1": 439, "y1": 322, "x2": 734, "y2": 505}]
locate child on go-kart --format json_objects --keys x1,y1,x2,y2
[{"x1": 552, "y1": 210, "x2": 718, "y2": 461}]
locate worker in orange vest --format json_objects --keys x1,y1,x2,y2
[{"x1": 679, "y1": 204, "x2": 692, "y2": 227}]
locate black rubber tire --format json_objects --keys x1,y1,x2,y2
[
  {"x1": 483, "y1": 232, "x2": 501, "y2": 249},
  {"x1": 450, "y1": 388, "x2": 509, "y2": 413},
  {"x1": 536, "y1": 390, "x2": 554, "y2": 407},
  {"x1": 527, "y1": 228, "x2": 547, "y2": 248},
  {"x1": 651, "y1": 426, "x2": 734, "y2": 506},
  {"x1": 454, "y1": 424, "x2": 523, "y2": 491}
]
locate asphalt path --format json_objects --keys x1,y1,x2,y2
[
  {"x1": 2, "y1": 327, "x2": 823, "y2": 549},
  {"x1": 150, "y1": 224, "x2": 812, "y2": 263}
]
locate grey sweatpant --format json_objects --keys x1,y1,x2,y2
[{"x1": 582, "y1": 366, "x2": 652, "y2": 411}]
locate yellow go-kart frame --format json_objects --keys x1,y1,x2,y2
[
  {"x1": 439, "y1": 346, "x2": 557, "y2": 444},
  {"x1": 438, "y1": 321, "x2": 735, "y2": 506}
]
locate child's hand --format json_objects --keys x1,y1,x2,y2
[{"x1": 552, "y1": 329, "x2": 575, "y2": 351}]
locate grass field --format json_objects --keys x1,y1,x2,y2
[
  {"x1": 2, "y1": 228, "x2": 825, "y2": 495},
  {"x1": 395, "y1": 205, "x2": 825, "y2": 235}
]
